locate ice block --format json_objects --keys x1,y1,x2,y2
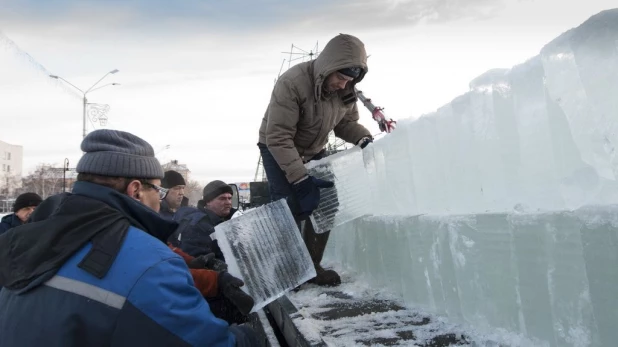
[{"x1": 213, "y1": 199, "x2": 316, "y2": 312}]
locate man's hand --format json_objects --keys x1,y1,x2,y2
[
  {"x1": 356, "y1": 136, "x2": 373, "y2": 149},
  {"x1": 188, "y1": 253, "x2": 228, "y2": 272},
  {"x1": 218, "y1": 272, "x2": 255, "y2": 315},
  {"x1": 292, "y1": 175, "x2": 334, "y2": 219}
]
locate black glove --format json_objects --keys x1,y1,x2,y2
[
  {"x1": 218, "y1": 272, "x2": 255, "y2": 315},
  {"x1": 189, "y1": 253, "x2": 228, "y2": 272},
  {"x1": 356, "y1": 136, "x2": 373, "y2": 149},
  {"x1": 292, "y1": 175, "x2": 334, "y2": 219}
]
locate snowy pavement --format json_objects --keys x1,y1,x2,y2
[{"x1": 286, "y1": 265, "x2": 545, "y2": 347}]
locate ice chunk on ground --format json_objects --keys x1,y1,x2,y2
[{"x1": 213, "y1": 199, "x2": 316, "y2": 312}]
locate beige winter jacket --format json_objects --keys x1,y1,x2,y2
[{"x1": 258, "y1": 34, "x2": 372, "y2": 183}]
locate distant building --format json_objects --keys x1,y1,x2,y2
[
  {"x1": 161, "y1": 160, "x2": 190, "y2": 182},
  {"x1": 0, "y1": 139, "x2": 23, "y2": 196}
]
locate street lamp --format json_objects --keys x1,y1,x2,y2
[
  {"x1": 63, "y1": 158, "x2": 69, "y2": 193},
  {"x1": 50, "y1": 69, "x2": 119, "y2": 139}
]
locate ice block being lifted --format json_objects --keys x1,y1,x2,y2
[{"x1": 213, "y1": 199, "x2": 316, "y2": 312}]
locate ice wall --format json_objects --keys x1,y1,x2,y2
[
  {"x1": 308, "y1": 9, "x2": 618, "y2": 223},
  {"x1": 309, "y1": 9, "x2": 618, "y2": 347},
  {"x1": 325, "y1": 208, "x2": 618, "y2": 347}
]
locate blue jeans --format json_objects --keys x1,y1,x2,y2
[
  {"x1": 257, "y1": 143, "x2": 334, "y2": 266},
  {"x1": 258, "y1": 143, "x2": 300, "y2": 217},
  {"x1": 258, "y1": 143, "x2": 328, "y2": 218}
]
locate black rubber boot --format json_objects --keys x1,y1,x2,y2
[{"x1": 303, "y1": 221, "x2": 341, "y2": 286}]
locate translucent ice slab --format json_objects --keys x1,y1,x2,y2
[
  {"x1": 306, "y1": 9, "x2": 618, "y2": 233},
  {"x1": 213, "y1": 199, "x2": 316, "y2": 312},
  {"x1": 326, "y1": 206, "x2": 618, "y2": 347}
]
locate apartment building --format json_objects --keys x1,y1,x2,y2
[{"x1": 0, "y1": 139, "x2": 24, "y2": 196}]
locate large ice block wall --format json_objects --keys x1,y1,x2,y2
[
  {"x1": 326, "y1": 209, "x2": 618, "y2": 346},
  {"x1": 310, "y1": 9, "x2": 618, "y2": 220},
  {"x1": 312, "y1": 9, "x2": 618, "y2": 347}
]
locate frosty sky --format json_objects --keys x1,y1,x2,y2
[{"x1": 0, "y1": 0, "x2": 615, "y2": 183}]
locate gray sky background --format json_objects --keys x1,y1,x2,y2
[{"x1": 0, "y1": 0, "x2": 615, "y2": 185}]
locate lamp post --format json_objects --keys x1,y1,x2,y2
[
  {"x1": 63, "y1": 158, "x2": 69, "y2": 193},
  {"x1": 50, "y1": 69, "x2": 120, "y2": 139}
]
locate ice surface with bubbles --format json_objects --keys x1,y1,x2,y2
[{"x1": 213, "y1": 199, "x2": 316, "y2": 312}]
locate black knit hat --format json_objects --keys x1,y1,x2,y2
[
  {"x1": 77, "y1": 129, "x2": 164, "y2": 179},
  {"x1": 203, "y1": 180, "x2": 233, "y2": 203},
  {"x1": 13, "y1": 192, "x2": 42, "y2": 213},
  {"x1": 162, "y1": 170, "x2": 186, "y2": 189},
  {"x1": 338, "y1": 66, "x2": 362, "y2": 79}
]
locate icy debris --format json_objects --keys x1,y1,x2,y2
[{"x1": 288, "y1": 265, "x2": 544, "y2": 347}]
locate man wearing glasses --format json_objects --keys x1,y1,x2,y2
[{"x1": 0, "y1": 129, "x2": 258, "y2": 346}]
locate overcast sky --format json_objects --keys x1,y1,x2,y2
[{"x1": 0, "y1": 0, "x2": 615, "y2": 185}]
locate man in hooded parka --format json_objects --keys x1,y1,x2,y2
[{"x1": 258, "y1": 34, "x2": 373, "y2": 286}]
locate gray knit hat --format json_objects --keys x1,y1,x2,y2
[
  {"x1": 77, "y1": 129, "x2": 164, "y2": 179},
  {"x1": 203, "y1": 180, "x2": 233, "y2": 203}
]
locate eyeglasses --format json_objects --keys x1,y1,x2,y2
[{"x1": 142, "y1": 182, "x2": 169, "y2": 200}]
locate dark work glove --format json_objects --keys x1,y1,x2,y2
[
  {"x1": 189, "y1": 253, "x2": 228, "y2": 272},
  {"x1": 356, "y1": 136, "x2": 373, "y2": 149},
  {"x1": 292, "y1": 175, "x2": 335, "y2": 219},
  {"x1": 218, "y1": 272, "x2": 255, "y2": 315}
]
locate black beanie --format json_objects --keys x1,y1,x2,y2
[
  {"x1": 338, "y1": 66, "x2": 362, "y2": 79},
  {"x1": 203, "y1": 180, "x2": 233, "y2": 203},
  {"x1": 13, "y1": 192, "x2": 42, "y2": 213},
  {"x1": 162, "y1": 170, "x2": 186, "y2": 189}
]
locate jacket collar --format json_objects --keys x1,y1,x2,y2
[
  {"x1": 198, "y1": 206, "x2": 224, "y2": 226},
  {"x1": 1, "y1": 214, "x2": 22, "y2": 228},
  {"x1": 72, "y1": 181, "x2": 178, "y2": 242}
]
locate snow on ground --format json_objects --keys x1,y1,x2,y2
[{"x1": 287, "y1": 263, "x2": 547, "y2": 347}]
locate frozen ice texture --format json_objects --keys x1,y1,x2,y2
[
  {"x1": 307, "y1": 9, "x2": 618, "y2": 228},
  {"x1": 309, "y1": 9, "x2": 618, "y2": 347},
  {"x1": 306, "y1": 146, "x2": 376, "y2": 233},
  {"x1": 326, "y1": 209, "x2": 618, "y2": 347},
  {"x1": 213, "y1": 199, "x2": 316, "y2": 312}
]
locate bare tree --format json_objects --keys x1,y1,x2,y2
[
  {"x1": 20, "y1": 164, "x2": 65, "y2": 199},
  {"x1": 184, "y1": 180, "x2": 203, "y2": 207},
  {"x1": 0, "y1": 171, "x2": 21, "y2": 197}
]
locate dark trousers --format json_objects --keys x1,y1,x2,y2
[{"x1": 257, "y1": 143, "x2": 331, "y2": 266}]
